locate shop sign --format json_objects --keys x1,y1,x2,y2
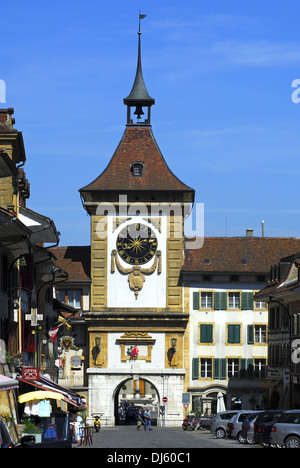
[{"x1": 22, "y1": 367, "x2": 40, "y2": 381}]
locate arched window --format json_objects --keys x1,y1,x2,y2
[{"x1": 130, "y1": 162, "x2": 144, "y2": 177}]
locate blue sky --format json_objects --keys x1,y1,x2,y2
[{"x1": 2, "y1": 0, "x2": 300, "y2": 246}]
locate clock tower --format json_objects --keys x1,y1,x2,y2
[{"x1": 79, "y1": 22, "x2": 194, "y2": 426}]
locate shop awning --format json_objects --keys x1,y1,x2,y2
[
  {"x1": 18, "y1": 390, "x2": 64, "y2": 404},
  {"x1": 0, "y1": 375, "x2": 19, "y2": 391},
  {"x1": 17, "y1": 373, "x2": 85, "y2": 409}
]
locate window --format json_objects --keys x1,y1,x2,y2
[
  {"x1": 57, "y1": 290, "x2": 66, "y2": 303},
  {"x1": 227, "y1": 324, "x2": 241, "y2": 344},
  {"x1": 201, "y1": 292, "x2": 213, "y2": 309},
  {"x1": 131, "y1": 162, "x2": 144, "y2": 177},
  {"x1": 200, "y1": 358, "x2": 212, "y2": 378},
  {"x1": 254, "y1": 325, "x2": 267, "y2": 344},
  {"x1": 228, "y1": 359, "x2": 239, "y2": 378},
  {"x1": 255, "y1": 300, "x2": 267, "y2": 309},
  {"x1": 68, "y1": 290, "x2": 81, "y2": 308},
  {"x1": 254, "y1": 359, "x2": 266, "y2": 379},
  {"x1": 57, "y1": 289, "x2": 82, "y2": 309},
  {"x1": 228, "y1": 292, "x2": 240, "y2": 309}
]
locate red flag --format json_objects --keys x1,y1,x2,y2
[{"x1": 48, "y1": 325, "x2": 61, "y2": 345}]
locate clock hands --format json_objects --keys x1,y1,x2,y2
[{"x1": 117, "y1": 223, "x2": 157, "y2": 264}]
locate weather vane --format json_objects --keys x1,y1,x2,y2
[{"x1": 139, "y1": 11, "x2": 146, "y2": 34}]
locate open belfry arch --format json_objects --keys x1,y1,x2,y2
[{"x1": 79, "y1": 16, "x2": 194, "y2": 426}]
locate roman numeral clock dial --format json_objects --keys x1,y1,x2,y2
[{"x1": 116, "y1": 223, "x2": 158, "y2": 265}]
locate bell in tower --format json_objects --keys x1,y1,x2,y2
[{"x1": 123, "y1": 14, "x2": 155, "y2": 125}]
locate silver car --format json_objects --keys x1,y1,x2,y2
[
  {"x1": 211, "y1": 411, "x2": 240, "y2": 439},
  {"x1": 269, "y1": 410, "x2": 300, "y2": 448},
  {"x1": 226, "y1": 411, "x2": 253, "y2": 442}
]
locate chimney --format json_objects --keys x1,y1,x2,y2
[
  {"x1": 246, "y1": 229, "x2": 253, "y2": 238},
  {"x1": 262, "y1": 220, "x2": 264, "y2": 237}
]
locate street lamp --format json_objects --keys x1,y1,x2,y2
[
  {"x1": 92, "y1": 337, "x2": 101, "y2": 364},
  {"x1": 171, "y1": 338, "x2": 177, "y2": 354}
]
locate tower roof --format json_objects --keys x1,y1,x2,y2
[
  {"x1": 79, "y1": 125, "x2": 194, "y2": 202},
  {"x1": 123, "y1": 30, "x2": 155, "y2": 107}
]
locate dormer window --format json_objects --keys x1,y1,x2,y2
[{"x1": 131, "y1": 162, "x2": 144, "y2": 177}]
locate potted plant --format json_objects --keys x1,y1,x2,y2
[{"x1": 22, "y1": 420, "x2": 43, "y2": 444}]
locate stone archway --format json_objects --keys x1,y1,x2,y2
[
  {"x1": 113, "y1": 376, "x2": 160, "y2": 426},
  {"x1": 87, "y1": 367, "x2": 185, "y2": 427}
]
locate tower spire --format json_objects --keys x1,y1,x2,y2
[{"x1": 123, "y1": 13, "x2": 155, "y2": 125}]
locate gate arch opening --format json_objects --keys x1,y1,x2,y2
[{"x1": 114, "y1": 377, "x2": 160, "y2": 426}]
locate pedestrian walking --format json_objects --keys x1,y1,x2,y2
[
  {"x1": 143, "y1": 408, "x2": 152, "y2": 431},
  {"x1": 136, "y1": 408, "x2": 144, "y2": 430}
]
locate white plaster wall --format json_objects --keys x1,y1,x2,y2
[
  {"x1": 106, "y1": 215, "x2": 167, "y2": 308},
  {"x1": 189, "y1": 282, "x2": 268, "y2": 390}
]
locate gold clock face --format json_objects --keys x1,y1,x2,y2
[{"x1": 116, "y1": 223, "x2": 158, "y2": 265}]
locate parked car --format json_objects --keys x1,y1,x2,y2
[
  {"x1": 269, "y1": 410, "x2": 300, "y2": 448},
  {"x1": 253, "y1": 410, "x2": 284, "y2": 445},
  {"x1": 199, "y1": 415, "x2": 214, "y2": 430},
  {"x1": 227, "y1": 411, "x2": 253, "y2": 443},
  {"x1": 211, "y1": 411, "x2": 240, "y2": 439},
  {"x1": 261, "y1": 421, "x2": 279, "y2": 448},
  {"x1": 238, "y1": 411, "x2": 262, "y2": 444}
]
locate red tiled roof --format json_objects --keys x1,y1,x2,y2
[
  {"x1": 182, "y1": 237, "x2": 300, "y2": 274},
  {"x1": 79, "y1": 125, "x2": 194, "y2": 196},
  {"x1": 50, "y1": 246, "x2": 91, "y2": 282}
]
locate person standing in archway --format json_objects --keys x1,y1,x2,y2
[
  {"x1": 136, "y1": 408, "x2": 144, "y2": 430},
  {"x1": 144, "y1": 408, "x2": 152, "y2": 431}
]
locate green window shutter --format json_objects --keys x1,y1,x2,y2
[
  {"x1": 214, "y1": 358, "x2": 220, "y2": 379},
  {"x1": 242, "y1": 292, "x2": 254, "y2": 310},
  {"x1": 214, "y1": 292, "x2": 220, "y2": 310},
  {"x1": 247, "y1": 325, "x2": 254, "y2": 344},
  {"x1": 228, "y1": 324, "x2": 240, "y2": 344},
  {"x1": 193, "y1": 292, "x2": 199, "y2": 310},
  {"x1": 241, "y1": 292, "x2": 248, "y2": 310},
  {"x1": 240, "y1": 359, "x2": 246, "y2": 378},
  {"x1": 228, "y1": 325, "x2": 235, "y2": 343},
  {"x1": 247, "y1": 359, "x2": 254, "y2": 379},
  {"x1": 220, "y1": 358, "x2": 227, "y2": 379},
  {"x1": 214, "y1": 359, "x2": 226, "y2": 379},
  {"x1": 234, "y1": 325, "x2": 241, "y2": 343},
  {"x1": 220, "y1": 292, "x2": 227, "y2": 310},
  {"x1": 192, "y1": 358, "x2": 199, "y2": 380},
  {"x1": 200, "y1": 324, "x2": 213, "y2": 343},
  {"x1": 248, "y1": 292, "x2": 254, "y2": 310}
]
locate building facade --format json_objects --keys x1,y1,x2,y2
[
  {"x1": 49, "y1": 31, "x2": 300, "y2": 425},
  {"x1": 255, "y1": 252, "x2": 300, "y2": 409}
]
